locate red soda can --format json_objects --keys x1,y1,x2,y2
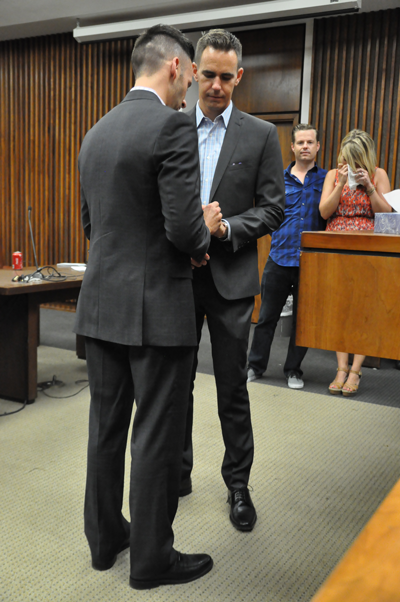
[{"x1": 12, "y1": 251, "x2": 23, "y2": 270}]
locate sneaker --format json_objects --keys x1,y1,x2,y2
[
  {"x1": 281, "y1": 295, "x2": 293, "y2": 317},
  {"x1": 247, "y1": 368, "x2": 261, "y2": 383},
  {"x1": 287, "y1": 373, "x2": 304, "y2": 389}
]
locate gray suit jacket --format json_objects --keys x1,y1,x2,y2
[
  {"x1": 75, "y1": 90, "x2": 210, "y2": 347},
  {"x1": 189, "y1": 105, "x2": 285, "y2": 300}
]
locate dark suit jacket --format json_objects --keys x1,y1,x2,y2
[
  {"x1": 75, "y1": 90, "x2": 210, "y2": 347},
  {"x1": 189, "y1": 104, "x2": 285, "y2": 300}
]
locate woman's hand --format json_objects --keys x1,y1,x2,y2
[
  {"x1": 337, "y1": 163, "x2": 348, "y2": 186},
  {"x1": 354, "y1": 168, "x2": 373, "y2": 190}
]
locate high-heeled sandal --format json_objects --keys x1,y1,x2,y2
[
  {"x1": 328, "y1": 366, "x2": 349, "y2": 395},
  {"x1": 342, "y1": 370, "x2": 362, "y2": 396}
]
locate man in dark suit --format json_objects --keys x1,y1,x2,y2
[
  {"x1": 180, "y1": 29, "x2": 286, "y2": 532},
  {"x1": 75, "y1": 24, "x2": 222, "y2": 590}
]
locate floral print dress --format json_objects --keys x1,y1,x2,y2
[{"x1": 326, "y1": 170, "x2": 375, "y2": 231}]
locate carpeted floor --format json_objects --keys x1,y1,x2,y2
[{"x1": 1, "y1": 335, "x2": 400, "y2": 601}]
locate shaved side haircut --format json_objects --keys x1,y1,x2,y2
[{"x1": 131, "y1": 24, "x2": 194, "y2": 78}]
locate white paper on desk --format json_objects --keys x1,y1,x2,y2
[
  {"x1": 71, "y1": 266, "x2": 86, "y2": 271},
  {"x1": 383, "y1": 190, "x2": 400, "y2": 212}
]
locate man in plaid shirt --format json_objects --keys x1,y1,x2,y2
[{"x1": 247, "y1": 124, "x2": 327, "y2": 389}]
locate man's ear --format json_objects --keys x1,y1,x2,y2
[
  {"x1": 316, "y1": 141, "x2": 321, "y2": 153},
  {"x1": 193, "y1": 62, "x2": 199, "y2": 82},
  {"x1": 235, "y1": 67, "x2": 244, "y2": 86},
  {"x1": 170, "y1": 57, "x2": 179, "y2": 81},
  {"x1": 291, "y1": 142, "x2": 295, "y2": 154}
]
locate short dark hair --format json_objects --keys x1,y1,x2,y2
[
  {"x1": 292, "y1": 123, "x2": 319, "y2": 143},
  {"x1": 195, "y1": 29, "x2": 242, "y2": 68},
  {"x1": 131, "y1": 24, "x2": 194, "y2": 78}
]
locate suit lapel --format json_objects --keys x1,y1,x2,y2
[
  {"x1": 188, "y1": 104, "x2": 244, "y2": 202},
  {"x1": 210, "y1": 106, "x2": 243, "y2": 201}
]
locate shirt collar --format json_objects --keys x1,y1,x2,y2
[
  {"x1": 196, "y1": 101, "x2": 233, "y2": 128},
  {"x1": 285, "y1": 161, "x2": 319, "y2": 176},
  {"x1": 131, "y1": 86, "x2": 165, "y2": 106}
]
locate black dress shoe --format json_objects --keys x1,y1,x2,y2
[
  {"x1": 91, "y1": 535, "x2": 130, "y2": 571},
  {"x1": 179, "y1": 477, "x2": 192, "y2": 497},
  {"x1": 129, "y1": 552, "x2": 213, "y2": 590},
  {"x1": 228, "y1": 488, "x2": 257, "y2": 532}
]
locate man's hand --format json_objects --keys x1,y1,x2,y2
[
  {"x1": 213, "y1": 222, "x2": 228, "y2": 239},
  {"x1": 203, "y1": 202, "x2": 222, "y2": 235},
  {"x1": 191, "y1": 253, "x2": 210, "y2": 269}
]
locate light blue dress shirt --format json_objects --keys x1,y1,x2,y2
[
  {"x1": 196, "y1": 102, "x2": 233, "y2": 239},
  {"x1": 196, "y1": 101, "x2": 233, "y2": 205}
]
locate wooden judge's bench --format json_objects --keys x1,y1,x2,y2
[{"x1": 296, "y1": 231, "x2": 400, "y2": 361}]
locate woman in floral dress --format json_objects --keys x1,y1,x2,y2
[{"x1": 319, "y1": 129, "x2": 391, "y2": 396}]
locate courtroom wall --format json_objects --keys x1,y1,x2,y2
[
  {"x1": 310, "y1": 8, "x2": 400, "y2": 189},
  {"x1": 0, "y1": 9, "x2": 399, "y2": 266}
]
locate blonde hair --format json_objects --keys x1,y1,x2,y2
[{"x1": 338, "y1": 129, "x2": 376, "y2": 178}]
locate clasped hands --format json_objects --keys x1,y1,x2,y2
[
  {"x1": 338, "y1": 163, "x2": 373, "y2": 189},
  {"x1": 191, "y1": 201, "x2": 226, "y2": 269}
]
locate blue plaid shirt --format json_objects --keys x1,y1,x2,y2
[{"x1": 269, "y1": 162, "x2": 327, "y2": 267}]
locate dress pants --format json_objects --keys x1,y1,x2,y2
[
  {"x1": 248, "y1": 256, "x2": 308, "y2": 378},
  {"x1": 84, "y1": 337, "x2": 195, "y2": 579},
  {"x1": 181, "y1": 263, "x2": 254, "y2": 491}
]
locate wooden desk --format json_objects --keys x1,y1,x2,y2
[
  {"x1": 0, "y1": 267, "x2": 83, "y2": 402},
  {"x1": 311, "y1": 478, "x2": 400, "y2": 602},
  {"x1": 296, "y1": 232, "x2": 400, "y2": 360}
]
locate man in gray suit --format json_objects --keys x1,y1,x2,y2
[
  {"x1": 75, "y1": 25, "x2": 222, "y2": 590},
  {"x1": 180, "y1": 30, "x2": 285, "y2": 532}
]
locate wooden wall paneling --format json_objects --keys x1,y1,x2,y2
[
  {"x1": 65, "y1": 37, "x2": 73, "y2": 264},
  {"x1": 335, "y1": 18, "x2": 348, "y2": 162},
  {"x1": 353, "y1": 17, "x2": 363, "y2": 132},
  {"x1": 327, "y1": 23, "x2": 340, "y2": 171},
  {"x1": 7, "y1": 44, "x2": 14, "y2": 261},
  {"x1": 382, "y1": 19, "x2": 394, "y2": 174},
  {"x1": 309, "y1": 20, "x2": 321, "y2": 132},
  {"x1": 373, "y1": 13, "x2": 386, "y2": 158},
  {"x1": 34, "y1": 38, "x2": 41, "y2": 267},
  {"x1": 361, "y1": 17, "x2": 372, "y2": 131},
  {"x1": 39, "y1": 38, "x2": 45, "y2": 265},
  {"x1": 30, "y1": 38, "x2": 35, "y2": 266},
  {"x1": 232, "y1": 25, "x2": 304, "y2": 115},
  {"x1": 368, "y1": 16, "x2": 380, "y2": 142},
  {"x1": 0, "y1": 25, "x2": 307, "y2": 269},
  {"x1": 48, "y1": 36, "x2": 56, "y2": 265},
  {"x1": 53, "y1": 38, "x2": 61, "y2": 264},
  {"x1": 345, "y1": 25, "x2": 355, "y2": 135},
  {"x1": 0, "y1": 45, "x2": 5, "y2": 260},
  {"x1": 109, "y1": 41, "x2": 115, "y2": 110},
  {"x1": 310, "y1": 9, "x2": 400, "y2": 189},
  {"x1": 386, "y1": 11, "x2": 400, "y2": 189},
  {"x1": 70, "y1": 40, "x2": 77, "y2": 263},
  {"x1": 17, "y1": 40, "x2": 24, "y2": 262},
  {"x1": 392, "y1": 62, "x2": 400, "y2": 191},
  {"x1": 321, "y1": 20, "x2": 331, "y2": 168},
  {"x1": 114, "y1": 42, "x2": 121, "y2": 110}
]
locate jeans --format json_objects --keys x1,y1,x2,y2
[{"x1": 248, "y1": 256, "x2": 308, "y2": 378}]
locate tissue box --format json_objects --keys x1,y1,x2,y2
[{"x1": 374, "y1": 213, "x2": 400, "y2": 235}]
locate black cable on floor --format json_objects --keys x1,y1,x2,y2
[
  {"x1": 0, "y1": 400, "x2": 27, "y2": 417},
  {"x1": 37, "y1": 376, "x2": 89, "y2": 399}
]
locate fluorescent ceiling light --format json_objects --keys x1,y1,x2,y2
[{"x1": 73, "y1": 0, "x2": 361, "y2": 43}]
